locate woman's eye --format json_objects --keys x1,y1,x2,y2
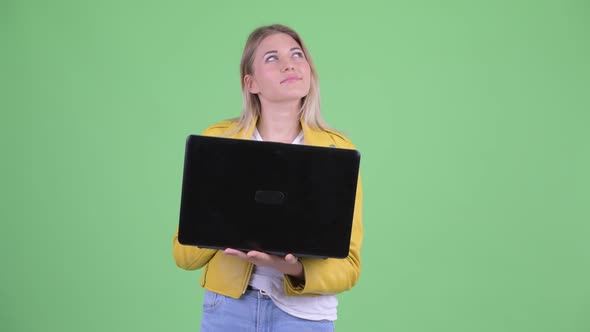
[
  {"x1": 265, "y1": 55, "x2": 278, "y2": 62},
  {"x1": 293, "y1": 52, "x2": 304, "y2": 58}
]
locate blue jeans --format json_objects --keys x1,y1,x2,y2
[{"x1": 200, "y1": 290, "x2": 335, "y2": 332}]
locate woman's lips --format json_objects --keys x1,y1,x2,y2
[{"x1": 281, "y1": 76, "x2": 302, "y2": 84}]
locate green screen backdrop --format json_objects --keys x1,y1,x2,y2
[{"x1": 2, "y1": 0, "x2": 589, "y2": 331}]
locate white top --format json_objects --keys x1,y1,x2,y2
[
  {"x1": 248, "y1": 128, "x2": 338, "y2": 321},
  {"x1": 251, "y1": 128, "x2": 305, "y2": 145}
]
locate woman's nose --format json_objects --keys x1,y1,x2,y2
[{"x1": 281, "y1": 59, "x2": 295, "y2": 72}]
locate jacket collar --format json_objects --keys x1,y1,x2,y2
[{"x1": 229, "y1": 117, "x2": 334, "y2": 148}]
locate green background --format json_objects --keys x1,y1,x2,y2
[{"x1": 2, "y1": 0, "x2": 589, "y2": 331}]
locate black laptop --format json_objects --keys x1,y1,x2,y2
[{"x1": 177, "y1": 134, "x2": 361, "y2": 259}]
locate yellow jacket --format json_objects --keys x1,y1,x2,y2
[{"x1": 173, "y1": 119, "x2": 363, "y2": 299}]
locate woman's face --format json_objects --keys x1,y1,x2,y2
[{"x1": 245, "y1": 33, "x2": 311, "y2": 105}]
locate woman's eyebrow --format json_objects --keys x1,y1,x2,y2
[{"x1": 263, "y1": 50, "x2": 277, "y2": 57}]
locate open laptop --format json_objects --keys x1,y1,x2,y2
[{"x1": 177, "y1": 134, "x2": 361, "y2": 259}]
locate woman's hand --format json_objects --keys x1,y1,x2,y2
[{"x1": 223, "y1": 248, "x2": 304, "y2": 279}]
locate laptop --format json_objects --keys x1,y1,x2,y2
[{"x1": 177, "y1": 134, "x2": 361, "y2": 259}]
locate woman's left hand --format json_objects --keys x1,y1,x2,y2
[{"x1": 223, "y1": 248, "x2": 304, "y2": 279}]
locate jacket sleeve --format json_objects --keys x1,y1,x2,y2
[
  {"x1": 284, "y1": 175, "x2": 364, "y2": 295},
  {"x1": 173, "y1": 228, "x2": 217, "y2": 270}
]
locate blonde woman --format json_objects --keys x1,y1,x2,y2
[{"x1": 173, "y1": 24, "x2": 363, "y2": 332}]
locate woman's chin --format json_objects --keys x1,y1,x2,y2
[{"x1": 279, "y1": 90, "x2": 309, "y2": 102}]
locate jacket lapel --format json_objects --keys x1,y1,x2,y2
[{"x1": 301, "y1": 121, "x2": 335, "y2": 148}]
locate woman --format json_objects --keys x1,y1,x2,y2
[{"x1": 173, "y1": 24, "x2": 363, "y2": 332}]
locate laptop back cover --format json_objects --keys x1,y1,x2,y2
[{"x1": 178, "y1": 134, "x2": 360, "y2": 258}]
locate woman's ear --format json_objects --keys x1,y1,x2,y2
[{"x1": 244, "y1": 75, "x2": 260, "y2": 94}]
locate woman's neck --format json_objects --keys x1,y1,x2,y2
[{"x1": 257, "y1": 100, "x2": 302, "y2": 143}]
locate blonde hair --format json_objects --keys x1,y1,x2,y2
[{"x1": 231, "y1": 24, "x2": 331, "y2": 136}]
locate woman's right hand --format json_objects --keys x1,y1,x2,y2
[{"x1": 223, "y1": 248, "x2": 304, "y2": 279}]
